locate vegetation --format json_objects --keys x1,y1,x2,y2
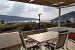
[
  {"x1": 0, "y1": 23, "x2": 4, "y2": 33},
  {"x1": 0, "y1": 22, "x2": 75, "y2": 34},
  {"x1": 61, "y1": 22, "x2": 75, "y2": 28}
]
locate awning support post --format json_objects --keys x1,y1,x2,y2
[{"x1": 58, "y1": 7, "x2": 61, "y2": 31}]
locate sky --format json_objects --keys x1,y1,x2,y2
[{"x1": 0, "y1": 0, "x2": 75, "y2": 20}]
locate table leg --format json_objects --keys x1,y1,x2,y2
[
  {"x1": 39, "y1": 43, "x2": 42, "y2": 50},
  {"x1": 66, "y1": 34, "x2": 69, "y2": 50}
]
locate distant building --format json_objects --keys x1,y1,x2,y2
[{"x1": 70, "y1": 18, "x2": 75, "y2": 22}]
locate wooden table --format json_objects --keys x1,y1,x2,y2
[{"x1": 28, "y1": 31, "x2": 58, "y2": 50}]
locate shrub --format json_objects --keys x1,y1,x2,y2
[
  {"x1": 21, "y1": 24, "x2": 32, "y2": 31},
  {"x1": 0, "y1": 24, "x2": 4, "y2": 33},
  {"x1": 33, "y1": 23, "x2": 39, "y2": 30},
  {"x1": 52, "y1": 22, "x2": 58, "y2": 27}
]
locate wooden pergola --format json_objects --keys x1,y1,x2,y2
[
  {"x1": 10, "y1": 0, "x2": 75, "y2": 30},
  {"x1": 10, "y1": 0, "x2": 75, "y2": 8}
]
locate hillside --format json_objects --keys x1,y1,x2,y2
[
  {"x1": 0, "y1": 15, "x2": 38, "y2": 21},
  {"x1": 51, "y1": 11, "x2": 75, "y2": 22}
]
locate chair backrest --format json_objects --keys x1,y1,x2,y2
[
  {"x1": 19, "y1": 33, "x2": 26, "y2": 49},
  {"x1": 56, "y1": 30, "x2": 68, "y2": 49}
]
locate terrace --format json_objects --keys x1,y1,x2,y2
[
  {"x1": 0, "y1": 0, "x2": 75, "y2": 50},
  {"x1": 0, "y1": 27, "x2": 75, "y2": 50}
]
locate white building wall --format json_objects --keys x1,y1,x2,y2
[
  {"x1": 0, "y1": 32, "x2": 21, "y2": 49},
  {"x1": 47, "y1": 27, "x2": 75, "y2": 33}
]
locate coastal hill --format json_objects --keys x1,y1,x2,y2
[
  {"x1": 0, "y1": 15, "x2": 38, "y2": 21},
  {"x1": 51, "y1": 11, "x2": 75, "y2": 22}
]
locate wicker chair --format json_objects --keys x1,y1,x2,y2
[
  {"x1": 44, "y1": 30, "x2": 68, "y2": 50},
  {"x1": 19, "y1": 33, "x2": 39, "y2": 50}
]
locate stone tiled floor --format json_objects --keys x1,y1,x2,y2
[
  {"x1": 65, "y1": 39, "x2": 75, "y2": 50},
  {"x1": 1, "y1": 40, "x2": 75, "y2": 50},
  {"x1": 40, "y1": 39, "x2": 75, "y2": 50}
]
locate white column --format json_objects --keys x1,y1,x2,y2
[{"x1": 58, "y1": 7, "x2": 61, "y2": 31}]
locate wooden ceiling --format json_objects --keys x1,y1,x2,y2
[{"x1": 10, "y1": 0, "x2": 75, "y2": 7}]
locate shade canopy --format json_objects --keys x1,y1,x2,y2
[{"x1": 10, "y1": 0, "x2": 75, "y2": 8}]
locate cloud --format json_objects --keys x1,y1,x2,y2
[
  {"x1": 0, "y1": 1, "x2": 9, "y2": 10},
  {"x1": 61, "y1": 6, "x2": 75, "y2": 15},
  {"x1": 43, "y1": 6, "x2": 54, "y2": 12},
  {"x1": 0, "y1": 1, "x2": 59, "y2": 20},
  {"x1": 0, "y1": 0, "x2": 14, "y2": 15},
  {"x1": 26, "y1": 4, "x2": 39, "y2": 12},
  {"x1": 0, "y1": 0, "x2": 75, "y2": 20},
  {"x1": 0, "y1": 0, "x2": 8, "y2": 2},
  {"x1": 7, "y1": 2, "x2": 26, "y2": 15},
  {"x1": 27, "y1": 7, "x2": 38, "y2": 12},
  {"x1": 0, "y1": 4, "x2": 9, "y2": 10}
]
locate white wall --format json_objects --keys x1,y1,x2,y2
[
  {"x1": 47, "y1": 27, "x2": 75, "y2": 33},
  {"x1": 0, "y1": 32, "x2": 21, "y2": 49},
  {"x1": 47, "y1": 27, "x2": 68, "y2": 31}
]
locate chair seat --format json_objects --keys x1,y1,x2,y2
[
  {"x1": 24, "y1": 38, "x2": 29, "y2": 41},
  {"x1": 24, "y1": 40, "x2": 39, "y2": 49},
  {"x1": 26, "y1": 42, "x2": 37, "y2": 48},
  {"x1": 49, "y1": 43, "x2": 55, "y2": 48},
  {"x1": 44, "y1": 42, "x2": 55, "y2": 47}
]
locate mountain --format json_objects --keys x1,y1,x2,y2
[
  {"x1": 0, "y1": 15, "x2": 38, "y2": 21},
  {"x1": 51, "y1": 11, "x2": 75, "y2": 22}
]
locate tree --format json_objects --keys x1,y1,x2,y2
[
  {"x1": 1, "y1": 20, "x2": 5, "y2": 24},
  {"x1": 21, "y1": 24, "x2": 32, "y2": 31}
]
